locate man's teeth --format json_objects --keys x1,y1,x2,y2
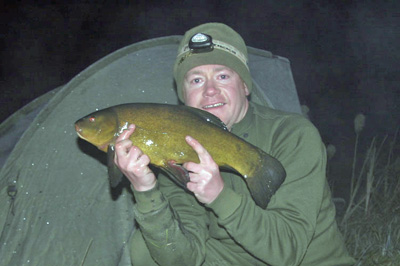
[{"x1": 204, "y1": 103, "x2": 224, "y2": 109}]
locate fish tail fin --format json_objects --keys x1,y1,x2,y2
[{"x1": 245, "y1": 152, "x2": 286, "y2": 209}]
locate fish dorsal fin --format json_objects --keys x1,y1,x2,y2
[{"x1": 185, "y1": 106, "x2": 229, "y2": 131}]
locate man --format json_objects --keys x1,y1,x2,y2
[{"x1": 114, "y1": 23, "x2": 355, "y2": 265}]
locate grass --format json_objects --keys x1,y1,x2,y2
[{"x1": 332, "y1": 114, "x2": 400, "y2": 265}]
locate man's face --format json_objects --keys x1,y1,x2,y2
[{"x1": 183, "y1": 64, "x2": 249, "y2": 130}]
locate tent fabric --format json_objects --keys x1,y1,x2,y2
[
  {"x1": 0, "y1": 36, "x2": 300, "y2": 265},
  {"x1": 0, "y1": 87, "x2": 63, "y2": 169}
]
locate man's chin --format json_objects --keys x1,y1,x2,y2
[{"x1": 204, "y1": 108, "x2": 226, "y2": 122}]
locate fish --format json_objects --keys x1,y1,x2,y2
[{"x1": 74, "y1": 103, "x2": 286, "y2": 209}]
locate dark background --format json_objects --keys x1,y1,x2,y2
[{"x1": 1, "y1": 1, "x2": 399, "y2": 198}]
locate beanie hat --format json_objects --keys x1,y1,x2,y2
[{"x1": 173, "y1": 23, "x2": 252, "y2": 102}]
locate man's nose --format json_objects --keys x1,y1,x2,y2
[{"x1": 203, "y1": 79, "x2": 220, "y2": 97}]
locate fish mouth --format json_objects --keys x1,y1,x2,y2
[
  {"x1": 75, "y1": 125, "x2": 86, "y2": 139},
  {"x1": 76, "y1": 132, "x2": 85, "y2": 139},
  {"x1": 202, "y1": 103, "x2": 225, "y2": 109}
]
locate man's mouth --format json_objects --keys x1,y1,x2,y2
[{"x1": 203, "y1": 103, "x2": 225, "y2": 109}]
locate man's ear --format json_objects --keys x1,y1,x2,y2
[
  {"x1": 182, "y1": 87, "x2": 187, "y2": 103},
  {"x1": 244, "y1": 83, "x2": 250, "y2": 96}
]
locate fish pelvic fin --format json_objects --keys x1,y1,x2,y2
[
  {"x1": 107, "y1": 144, "x2": 124, "y2": 187},
  {"x1": 162, "y1": 160, "x2": 190, "y2": 190},
  {"x1": 245, "y1": 152, "x2": 286, "y2": 209}
]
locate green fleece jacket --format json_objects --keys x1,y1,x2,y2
[{"x1": 130, "y1": 102, "x2": 355, "y2": 266}]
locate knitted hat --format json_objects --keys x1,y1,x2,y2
[{"x1": 173, "y1": 23, "x2": 252, "y2": 102}]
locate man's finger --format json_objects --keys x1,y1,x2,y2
[
  {"x1": 183, "y1": 161, "x2": 201, "y2": 173},
  {"x1": 117, "y1": 124, "x2": 136, "y2": 142},
  {"x1": 185, "y1": 136, "x2": 211, "y2": 164},
  {"x1": 114, "y1": 139, "x2": 132, "y2": 159}
]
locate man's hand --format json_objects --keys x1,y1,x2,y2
[
  {"x1": 114, "y1": 124, "x2": 156, "y2": 191},
  {"x1": 183, "y1": 136, "x2": 224, "y2": 204}
]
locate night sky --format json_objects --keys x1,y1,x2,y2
[{"x1": 1, "y1": 1, "x2": 399, "y2": 196}]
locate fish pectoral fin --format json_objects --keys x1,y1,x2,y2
[
  {"x1": 163, "y1": 160, "x2": 190, "y2": 189},
  {"x1": 107, "y1": 144, "x2": 124, "y2": 187}
]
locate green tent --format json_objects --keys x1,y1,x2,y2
[{"x1": 0, "y1": 36, "x2": 300, "y2": 265}]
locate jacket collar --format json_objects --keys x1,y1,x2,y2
[{"x1": 231, "y1": 102, "x2": 254, "y2": 138}]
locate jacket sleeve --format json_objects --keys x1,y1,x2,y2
[
  {"x1": 207, "y1": 116, "x2": 327, "y2": 265},
  {"x1": 132, "y1": 174, "x2": 209, "y2": 266}
]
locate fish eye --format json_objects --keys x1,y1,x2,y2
[{"x1": 89, "y1": 116, "x2": 96, "y2": 122}]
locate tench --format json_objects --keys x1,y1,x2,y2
[{"x1": 75, "y1": 103, "x2": 286, "y2": 209}]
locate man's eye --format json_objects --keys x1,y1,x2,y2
[
  {"x1": 192, "y1": 78, "x2": 201, "y2": 84},
  {"x1": 220, "y1": 74, "x2": 228, "y2": 79}
]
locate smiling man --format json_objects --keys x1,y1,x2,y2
[
  {"x1": 114, "y1": 23, "x2": 355, "y2": 265},
  {"x1": 183, "y1": 65, "x2": 249, "y2": 130}
]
